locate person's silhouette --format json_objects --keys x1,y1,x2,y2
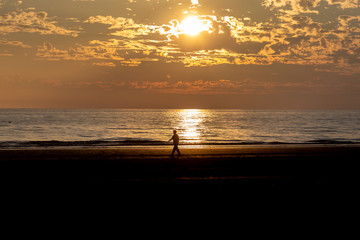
[{"x1": 169, "y1": 130, "x2": 181, "y2": 156}]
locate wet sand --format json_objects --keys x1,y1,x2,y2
[{"x1": 1, "y1": 144, "x2": 359, "y2": 198}]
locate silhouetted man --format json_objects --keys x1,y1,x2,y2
[{"x1": 169, "y1": 130, "x2": 181, "y2": 156}]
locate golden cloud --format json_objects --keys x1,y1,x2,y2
[
  {"x1": 263, "y1": 0, "x2": 359, "y2": 13},
  {"x1": 0, "y1": 39, "x2": 31, "y2": 48},
  {"x1": 27, "y1": 1, "x2": 359, "y2": 74},
  {"x1": 0, "y1": 11, "x2": 78, "y2": 36},
  {"x1": 93, "y1": 62, "x2": 116, "y2": 67},
  {"x1": 86, "y1": 15, "x2": 153, "y2": 38},
  {"x1": 100, "y1": 79, "x2": 245, "y2": 94},
  {"x1": 37, "y1": 42, "x2": 124, "y2": 61}
]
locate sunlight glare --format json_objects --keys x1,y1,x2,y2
[
  {"x1": 179, "y1": 16, "x2": 211, "y2": 36},
  {"x1": 177, "y1": 109, "x2": 205, "y2": 144}
]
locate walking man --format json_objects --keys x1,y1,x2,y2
[{"x1": 169, "y1": 130, "x2": 181, "y2": 156}]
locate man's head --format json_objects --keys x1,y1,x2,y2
[{"x1": 173, "y1": 130, "x2": 177, "y2": 134}]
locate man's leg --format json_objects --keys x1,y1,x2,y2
[{"x1": 175, "y1": 145, "x2": 181, "y2": 155}]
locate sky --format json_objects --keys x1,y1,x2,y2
[{"x1": 0, "y1": 0, "x2": 360, "y2": 109}]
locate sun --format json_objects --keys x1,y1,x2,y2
[{"x1": 179, "y1": 16, "x2": 211, "y2": 36}]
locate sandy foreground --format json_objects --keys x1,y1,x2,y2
[{"x1": 1, "y1": 144, "x2": 359, "y2": 197}]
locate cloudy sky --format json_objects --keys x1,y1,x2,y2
[{"x1": 1, "y1": 0, "x2": 359, "y2": 109}]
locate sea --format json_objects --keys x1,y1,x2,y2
[{"x1": 1, "y1": 109, "x2": 360, "y2": 148}]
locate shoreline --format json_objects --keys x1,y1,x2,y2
[
  {"x1": 2, "y1": 142, "x2": 360, "y2": 150},
  {"x1": 1, "y1": 140, "x2": 359, "y2": 149}
]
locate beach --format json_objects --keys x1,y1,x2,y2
[{"x1": 2, "y1": 144, "x2": 359, "y2": 198}]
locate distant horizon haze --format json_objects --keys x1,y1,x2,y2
[{"x1": 1, "y1": 91, "x2": 359, "y2": 109}]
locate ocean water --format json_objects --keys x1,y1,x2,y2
[{"x1": 1, "y1": 109, "x2": 360, "y2": 148}]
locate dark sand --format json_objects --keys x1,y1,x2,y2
[{"x1": 2, "y1": 144, "x2": 359, "y2": 198}]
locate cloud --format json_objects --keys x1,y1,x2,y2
[
  {"x1": 0, "y1": 11, "x2": 78, "y2": 36},
  {"x1": 85, "y1": 14, "x2": 254, "y2": 54},
  {"x1": 246, "y1": 7, "x2": 360, "y2": 73},
  {"x1": 93, "y1": 62, "x2": 116, "y2": 67},
  {"x1": 326, "y1": 0, "x2": 359, "y2": 9},
  {"x1": 38, "y1": 7, "x2": 360, "y2": 73},
  {"x1": 13, "y1": 1, "x2": 356, "y2": 75},
  {"x1": 169, "y1": 79, "x2": 242, "y2": 93},
  {"x1": 72, "y1": 75, "x2": 343, "y2": 95},
  {"x1": 86, "y1": 15, "x2": 152, "y2": 38},
  {"x1": 0, "y1": 39, "x2": 31, "y2": 48},
  {"x1": 37, "y1": 41, "x2": 124, "y2": 61},
  {"x1": 262, "y1": 0, "x2": 359, "y2": 13},
  {"x1": 158, "y1": 15, "x2": 270, "y2": 54},
  {"x1": 36, "y1": 40, "x2": 162, "y2": 66},
  {"x1": 76, "y1": 79, "x2": 245, "y2": 94},
  {"x1": 0, "y1": 37, "x2": 31, "y2": 56},
  {"x1": 262, "y1": 0, "x2": 321, "y2": 13}
]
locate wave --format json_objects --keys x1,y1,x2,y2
[
  {"x1": 304, "y1": 139, "x2": 357, "y2": 144},
  {"x1": 0, "y1": 140, "x2": 166, "y2": 148}
]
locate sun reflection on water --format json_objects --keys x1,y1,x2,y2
[{"x1": 176, "y1": 109, "x2": 206, "y2": 144}]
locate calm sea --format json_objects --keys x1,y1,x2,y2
[{"x1": 0, "y1": 109, "x2": 360, "y2": 148}]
